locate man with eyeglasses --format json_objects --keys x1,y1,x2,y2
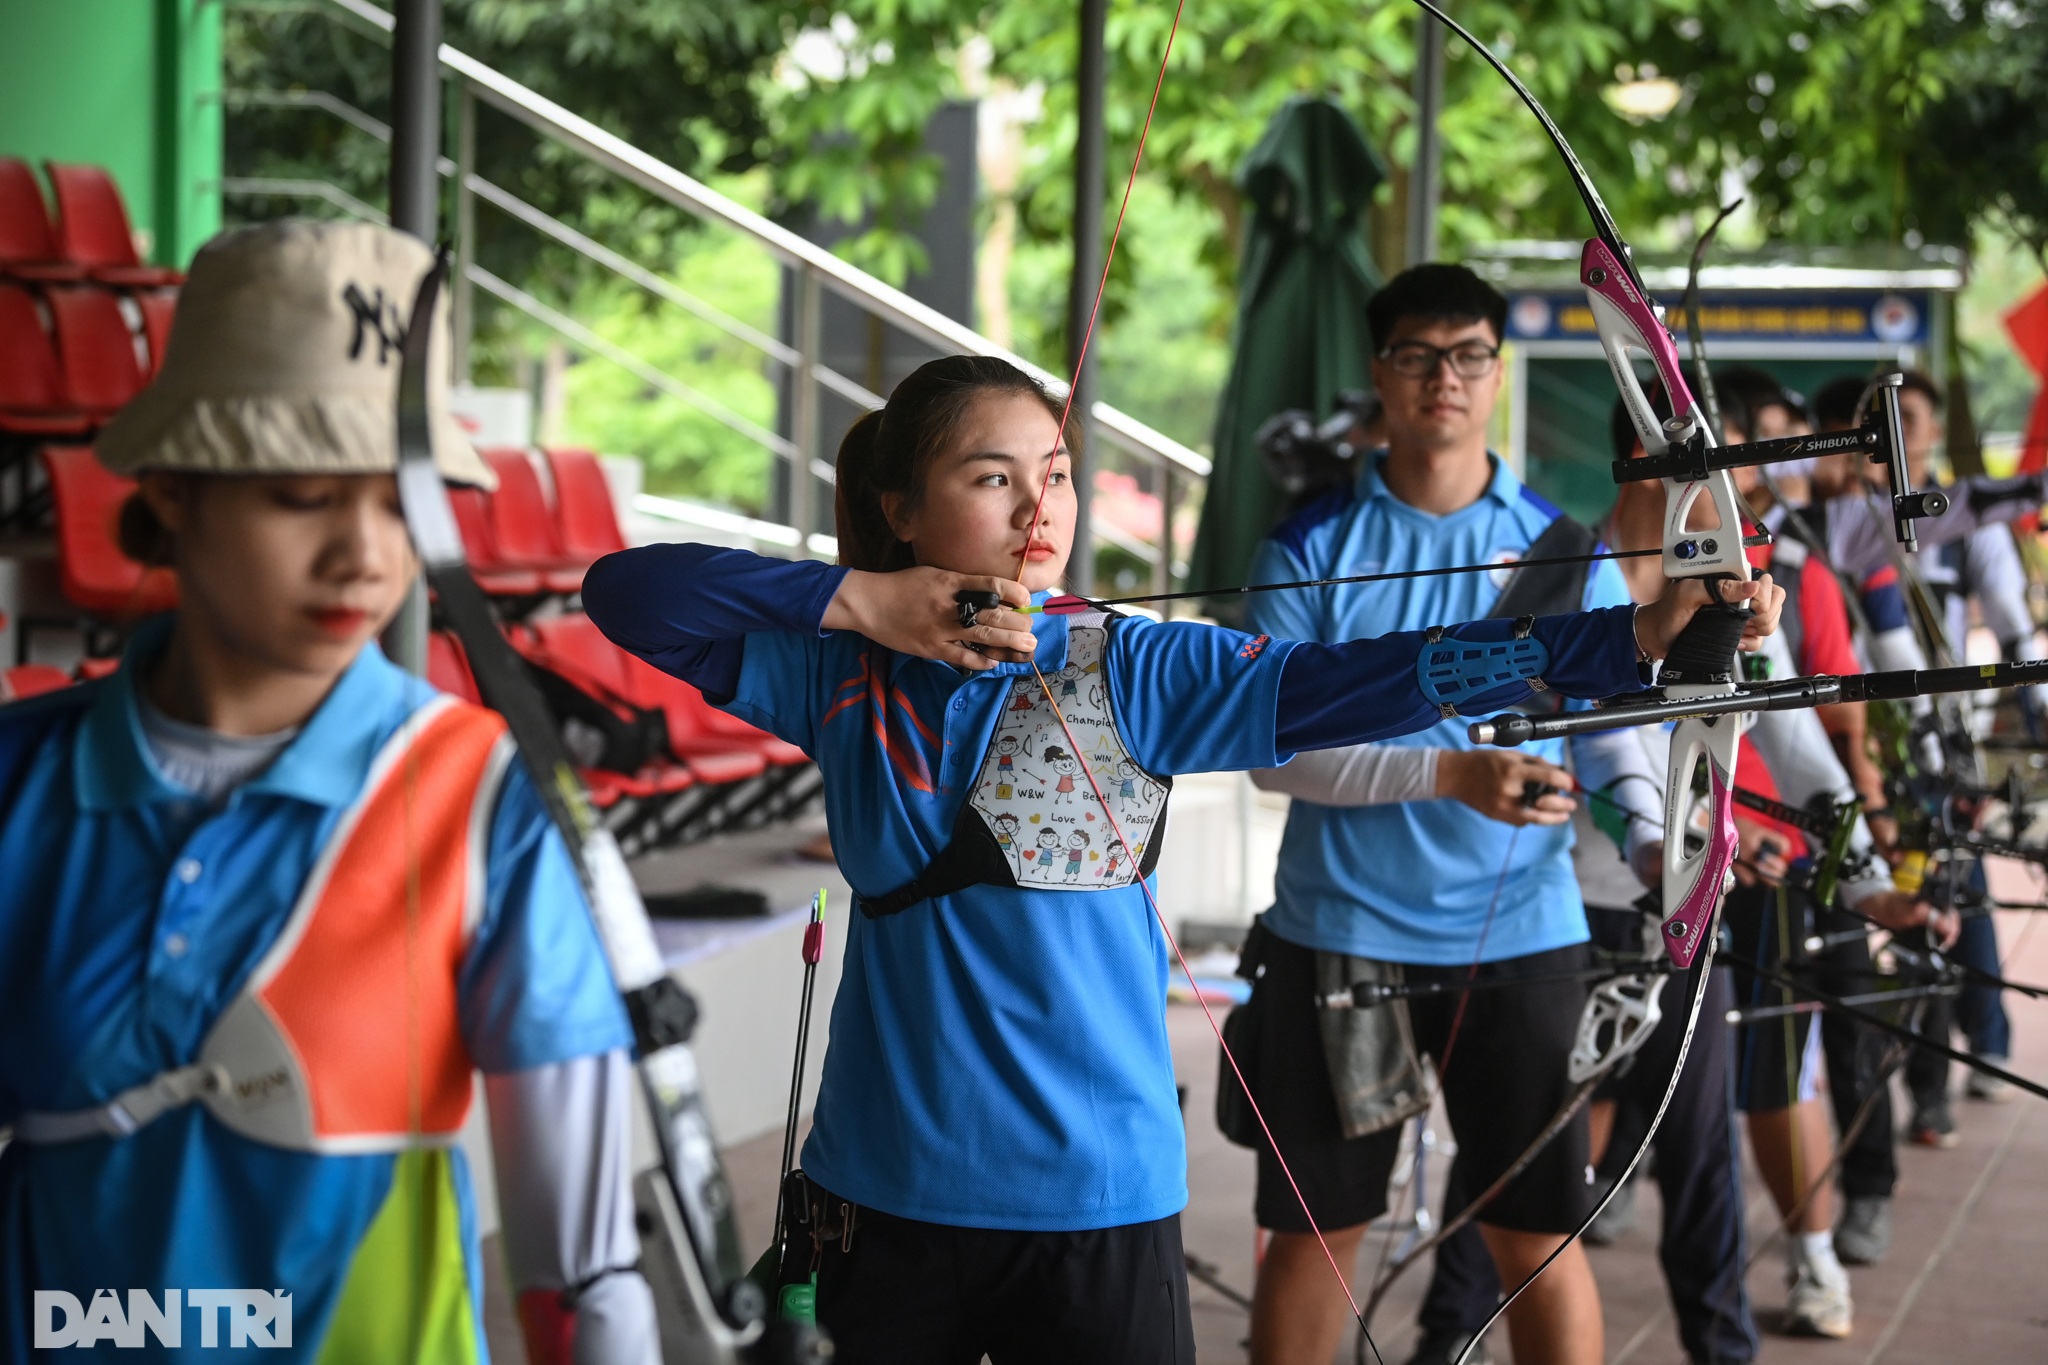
[{"x1": 1234, "y1": 264, "x2": 1648, "y2": 1365}]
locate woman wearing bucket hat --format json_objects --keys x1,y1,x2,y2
[{"x1": 0, "y1": 220, "x2": 656, "y2": 1364}]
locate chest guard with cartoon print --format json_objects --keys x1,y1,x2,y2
[{"x1": 860, "y1": 612, "x2": 1172, "y2": 918}]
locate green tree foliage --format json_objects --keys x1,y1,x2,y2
[
  {"x1": 221, "y1": 0, "x2": 2048, "y2": 503},
  {"x1": 223, "y1": 0, "x2": 2048, "y2": 297},
  {"x1": 804, "y1": 0, "x2": 2047, "y2": 283}
]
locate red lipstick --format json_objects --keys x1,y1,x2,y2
[{"x1": 307, "y1": 606, "x2": 368, "y2": 638}]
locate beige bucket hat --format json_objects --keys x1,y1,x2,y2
[{"x1": 97, "y1": 218, "x2": 494, "y2": 488}]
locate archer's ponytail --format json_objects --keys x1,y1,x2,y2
[
  {"x1": 832, "y1": 355, "x2": 1068, "y2": 572},
  {"x1": 833, "y1": 408, "x2": 915, "y2": 573}
]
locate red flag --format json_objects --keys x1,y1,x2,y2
[
  {"x1": 2009, "y1": 285, "x2": 2048, "y2": 376},
  {"x1": 2021, "y1": 386, "x2": 2048, "y2": 475},
  {"x1": 2007, "y1": 285, "x2": 2048, "y2": 473}
]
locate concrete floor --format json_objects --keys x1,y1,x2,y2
[
  {"x1": 715, "y1": 890, "x2": 2048, "y2": 1364},
  {"x1": 483, "y1": 817, "x2": 2048, "y2": 1364}
]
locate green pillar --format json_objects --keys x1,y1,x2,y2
[
  {"x1": 155, "y1": 0, "x2": 223, "y2": 266},
  {"x1": 0, "y1": 0, "x2": 219, "y2": 268}
]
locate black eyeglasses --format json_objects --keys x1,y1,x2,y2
[{"x1": 1378, "y1": 341, "x2": 1502, "y2": 379}]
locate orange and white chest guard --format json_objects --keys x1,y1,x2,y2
[{"x1": 192, "y1": 696, "x2": 514, "y2": 1152}]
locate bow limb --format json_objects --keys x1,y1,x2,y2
[
  {"x1": 395, "y1": 258, "x2": 765, "y2": 1357},
  {"x1": 1394, "y1": 5, "x2": 1748, "y2": 1358}
]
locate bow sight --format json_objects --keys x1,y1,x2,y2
[{"x1": 1610, "y1": 371, "x2": 1949, "y2": 554}]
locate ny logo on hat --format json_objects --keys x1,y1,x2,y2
[{"x1": 341, "y1": 283, "x2": 406, "y2": 366}]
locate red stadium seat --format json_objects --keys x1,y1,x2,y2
[
  {"x1": 0, "y1": 284, "x2": 92, "y2": 437},
  {"x1": 76, "y1": 657, "x2": 122, "y2": 681},
  {"x1": 426, "y1": 630, "x2": 482, "y2": 704},
  {"x1": 480, "y1": 448, "x2": 585, "y2": 592},
  {"x1": 5, "y1": 663, "x2": 74, "y2": 699},
  {"x1": 593, "y1": 761, "x2": 698, "y2": 800},
  {"x1": 0, "y1": 159, "x2": 82, "y2": 283},
  {"x1": 530, "y1": 614, "x2": 767, "y2": 784},
  {"x1": 43, "y1": 164, "x2": 181, "y2": 287},
  {"x1": 432, "y1": 626, "x2": 688, "y2": 808},
  {"x1": 136, "y1": 290, "x2": 177, "y2": 376},
  {"x1": 447, "y1": 484, "x2": 543, "y2": 596},
  {"x1": 544, "y1": 447, "x2": 629, "y2": 562},
  {"x1": 40, "y1": 445, "x2": 179, "y2": 616},
  {"x1": 516, "y1": 618, "x2": 701, "y2": 797},
  {"x1": 617, "y1": 649, "x2": 809, "y2": 768},
  {"x1": 46, "y1": 287, "x2": 145, "y2": 416}
]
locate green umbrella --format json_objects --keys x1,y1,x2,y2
[{"x1": 1188, "y1": 96, "x2": 1385, "y2": 620}]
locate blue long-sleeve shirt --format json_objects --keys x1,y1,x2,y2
[
  {"x1": 583, "y1": 542, "x2": 1642, "y2": 1231},
  {"x1": 583, "y1": 544, "x2": 1643, "y2": 754}
]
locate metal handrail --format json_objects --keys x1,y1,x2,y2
[
  {"x1": 443, "y1": 171, "x2": 889, "y2": 414},
  {"x1": 467, "y1": 266, "x2": 821, "y2": 475},
  {"x1": 311, "y1": 0, "x2": 1210, "y2": 482},
  {"x1": 223, "y1": 88, "x2": 891, "y2": 441},
  {"x1": 218, "y1": 173, "x2": 819, "y2": 474},
  {"x1": 220, "y1": 85, "x2": 799, "y2": 369},
  {"x1": 216, "y1": 175, "x2": 388, "y2": 224}
]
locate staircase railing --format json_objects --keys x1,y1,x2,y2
[{"x1": 215, "y1": 0, "x2": 1206, "y2": 595}]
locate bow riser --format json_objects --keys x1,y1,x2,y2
[
  {"x1": 1582, "y1": 238, "x2": 1747, "y2": 967},
  {"x1": 1660, "y1": 717, "x2": 1741, "y2": 967},
  {"x1": 1581, "y1": 244, "x2": 1749, "y2": 583}
]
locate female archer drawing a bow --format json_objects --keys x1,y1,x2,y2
[{"x1": 584, "y1": 352, "x2": 1783, "y2": 1364}]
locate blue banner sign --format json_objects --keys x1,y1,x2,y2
[{"x1": 1506, "y1": 291, "x2": 1931, "y2": 346}]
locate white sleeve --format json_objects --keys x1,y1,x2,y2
[
  {"x1": 1568, "y1": 724, "x2": 1665, "y2": 865},
  {"x1": 1249, "y1": 744, "x2": 1439, "y2": 806},
  {"x1": 487, "y1": 1049, "x2": 661, "y2": 1365},
  {"x1": 1964, "y1": 526, "x2": 2039, "y2": 651},
  {"x1": 1865, "y1": 621, "x2": 1931, "y2": 673}
]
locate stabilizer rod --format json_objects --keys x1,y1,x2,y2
[{"x1": 1470, "y1": 657, "x2": 2048, "y2": 748}]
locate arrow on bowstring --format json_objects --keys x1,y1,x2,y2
[{"x1": 1010, "y1": 543, "x2": 1694, "y2": 617}]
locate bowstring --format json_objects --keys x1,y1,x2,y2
[
  {"x1": 1029, "y1": 667, "x2": 1381, "y2": 1359},
  {"x1": 1008, "y1": 1, "x2": 1381, "y2": 1355}
]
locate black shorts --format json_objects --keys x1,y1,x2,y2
[
  {"x1": 1723, "y1": 884, "x2": 1819, "y2": 1113},
  {"x1": 1242, "y1": 928, "x2": 1596, "y2": 1236},
  {"x1": 813, "y1": 1190, "x2": 1193, "y2": 1365}
]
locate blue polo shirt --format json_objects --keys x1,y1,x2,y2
[
  {"x1": 0, "y1": 622, "x2": 629, "y2": 1360},
  {"x1": 1247, "y1": 455, "x2": 1634, "y2": 965}
]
